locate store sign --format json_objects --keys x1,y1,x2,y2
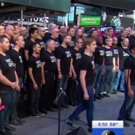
[
  {"x1": 29, "y1": 17, "x2": 49, "y2": 23},
  {"x1": 80, "y1": 16, "x2": 101, "y2": 26}
]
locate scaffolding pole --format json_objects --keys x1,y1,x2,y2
[{"x1": 21, "y1": 10, "x2": 23, "y2": 26}]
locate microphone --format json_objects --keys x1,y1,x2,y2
[{"x1": 53, "y1": 87, "x2": 66, "y2": 104}]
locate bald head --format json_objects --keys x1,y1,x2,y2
[
  {"x1": 5, "y1": 25, "x2": 14, "y2": 38},
  {"x1": 20, "y1": 26, "x2": 27, "y2": 37},
  {"x1": 113, "y1": 37, "x2": 118, "y2": 46},
  {"x1": 48, "y1": 23, "x2": 57, "y2": 31},
  {"x1": 38, "y1": 27, "x2": 45, "y2": 37},
  {"x1": 5, "y1": 25, "x2": 14, "y2": 32}
]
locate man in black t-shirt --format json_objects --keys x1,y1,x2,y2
[
  {"x1": 24, "y1": 28, "x2": 38, "y2": 61},
  {"x1": 8, "y1": 35, "x2": 25, "y2": 126},
  {"x1": 118, "y1": 44, "x2": 135, "y2": 127},
  {"x1": 66, "y1": 37, "x2": 97, "y2": 133},
  {"x1": 36, "y1": 27, "x2": 46, "y2": 54},
  {"x1": 28, "y1": 43, "x2": 43, "y2": 117},
  {"x1": 100, "y1": 37, "x2": 115, "y2": 97},
  {"x1": 113, "y1": 38, "x2": 129, "y2": 92},
  {"x1": 0, "y1": 35, "x2": 20, "y2": 135},
  {"x1": 68, "y1": 38, "x2": 83, "y2": 106},
  {"x1": 55, "y1": 35, "x2": 72, "y2": 108},
  {"x1": 40, "y1": 39, "x2": 57, "y2": 113}
]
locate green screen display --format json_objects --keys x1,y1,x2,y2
[{"x1": 80, "y1": 16, "x2": 101, "y2": 26}]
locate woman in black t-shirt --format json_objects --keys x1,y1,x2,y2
[{"x1": 66, "y1": 37, "x2": 97, "y2": 132}]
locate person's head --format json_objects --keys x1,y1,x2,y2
[
  {"x1": 83, "y1": 37, "x2": 97, "y2": 53},
  {"x1": 79, "y1": 26, "x2": 85, "y2": 33},
  {"x1": 29, "y1": 28, "x2": 38, "y2": 39},
  {"x1": 74, "y1": 38, "x2": 83, "y2": 49},
  {"x1": 76, "y1": 28, "x2": 83, "y2": 37},
  {"x1": 123, "y1": 38, "x2": 129, "y2": 47},
  {"x1": 13, "y1": 23, "x2": 20, "y2": 35},
  {"x1": 0, "y1": 35, "x2": 10, "y2": 52},
  {"x1": 91, "y1": 30, "x2": 98, "y2": 38},
  {"x1": 51, "y1": 27, "x2": 59, "y2": 39},
  {"x1": 63, "y1": 35, "x2": 71, "y2": 46},
  {"x1": 0, "y1": 25, "x2": 5, "y2": 35},
  {"x1": 96, "y1": 27, "x2": 101, "y2": 37},
  {"x1": 38, "y1": 27, "x2": 45, "y2": 37},
  {"x1": 59, "y1": 26, "x2": 64, "y2": 34},
  {"x1": 107, "y1": 28, "x2": 113, "y2": 37},
  {"x1": 113, "y1": 37, "x2": 118, "y2": 46},
  {"x1": 13, "y1": 35, "x2": 25, "y2": 48},
  {"x1": 125, "y1": 27, "x2": 132, "y2": 36},
  {"x1": 130, "y1": 44, "x2": 135, "y2": 54},
  {"x1": 32, "y1": 43, "x2": 41, "y2": 54},
  {"x1": 82, "y1": 33, "x2": 88, "y2": 40},
  {"x1": 73, "y1": 24, "x2": 78, "y2": 30},
  {"x1": 48, "y1": 23, "x2": 57, "y2": 32},
  {"x1": 46, "y1": 39, "x2": 56, "y2": 52},
  {"x1": 30, "y1": 24, "x2": 38, "y2": 29},
  {"x1": 63, "y1": 27, "x2": 68, "y2": 35},
  {"x1": 67, "y1": 27, "x2": 75, "y2": 37},
  {"x1": 5, "y1": 25, "x2": 15, "y2": 38},
  {"x1": 106, "y1": 37, "x2": 113, "y2": 47},
  {"x1": 97, "y1": 37, "x2": 103, "y2": 46},
  {"x1": 121, "y1": 30, "x2": 128, "y2": 38},
  {"x1": 20, "y1": 27, "x2": 27, "y2": 37}
]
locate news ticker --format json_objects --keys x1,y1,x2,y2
[{"x1": 92, "y1": 120, "x2": 124, "y2": 135}]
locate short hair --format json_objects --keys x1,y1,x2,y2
[
  {"x1": 13, "y1": 34, "x2": 22, "y2": 44},
  {"x1": 106, "y1": 37, "x2": 112, "y2": 42},
  {"x1": 62, "y1": 34, "x2": 71, "y2": 42},
  {"x1": 13, "y1": 23, "x2": 19, "y2": 28},
  {"x1": 74, "y1": 38, "x2": 83, "y2": 44},
  {"x1": 46, "y1": 39, "x2": 54, "y2": 46},
  {"x1": 107, "y1": 28, "x2": 113, "y2": 32},
  {"x1": 83, "y1": 37, "x2": 96, "y2": 49},
  {"x1": 32, "y1": 43, "x2": 39, "y2": 49},
  {"x1": 0, "y1": 35, "x2": 8, "y2": 43},
  {"x1": 90, "y1": 29, "x2": 97, "y2": 35},
  {"x1": 29, "y1": 28, "x2": 37, "y2": 37},
  {"x1": 67, "y1": 27, "x2": 74, "y2": 33}
]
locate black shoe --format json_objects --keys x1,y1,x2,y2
[
  {"x1": 126, "y1": 117, "x2": 135, "y2": 122},
  {"x1": 16, "y1": 118, "x2": 25, "y2": 123},
  {"x1": 47, "y1": 108, "x2": 57, "y2": 112},
  {"x1": 61, "y1": 104, "x2": 67, "y2": 108},
  {"x1": 5, "y1": 126, "x2": 16, "y2": 131},
  {"x1": 104, "y1": 93, "x2": 110, "y2": 97},
  {"x1": 69, "y1": 101, "x2": 75, "y2": 106},
  {"x1": 31, "y1": 113, "x2": 39, "y2": 117},
  {"x1": 120, "y1": 90, "x2": 124, "y2": 93},
  {"x1": 99, "y1": 94, "x2": 104, "y2": 98},
  {"x1": 10, "y1": 120, "x2": 23, "y2": 126},
  {"x1": 36, "y1": 111, "x2": 45, "y2": 116},
  {"x1": 124, "y1": 121, "x2": 130, "y2": 127},
  {"x1": 43, "y1": 109, "x2": 48, "y2": 114},
  {"x1": 95, "y1": 96, "x2": 101, "y2": 100},
  {"x1": 66, "y1": 121, "x2": 75, "y2": 130},
  {"x1": 0, "y1": 130, "x2": 12, "y2": 135},
  {"x1": 88, "y1": 128, "x2": 92, "y2": 132}
]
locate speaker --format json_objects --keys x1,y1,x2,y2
[{"x1": 66, "y1": 127, "x2": 87, "y2": 135}]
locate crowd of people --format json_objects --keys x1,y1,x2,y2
[{"x1": 0, "y1": 22, "x2": 135, "y2": 135}]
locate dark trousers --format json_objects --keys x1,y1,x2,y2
[
  {"x1": 40, "y1": 71, "x2": 55, "y2": 110},
  {"x1": 10, "y1": 78, "x2": 23, "y2": 121},
  {"x1": 118, "y1": 85, "x2": 135, "y2": 120},
  {"x1": 30, "y1": 84, "x2": 41, "y2": 114},
  {"x1": 57, "y1": 75, "x2": 69, "y2": 105},
  {"x1": 68, "y1": 86, "x2": 94, "y2": 129},
  {"x1": 0, "y1": 89, "x2": 16, "y2": 130}
]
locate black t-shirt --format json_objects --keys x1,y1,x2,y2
[
  {"x1": 119, "y1": 47, "x2": 129, "y2": 69},
  {"x1": 94, "y1": 47, "x2": 105, "y2": 65},
  {"x1": 43, "y1": 32, "x2": 51, "y2": 43},
  {"x1": 50, "y1": 37, "x2": 60, "y2": 48},
  {"x1": 55, "y1": 46, "x2": 72, "y2": 75},
  {"x1": 58, "y1": 34, "x2": 63, "y2": 44},
  {"x1": 104, "y1": 47, "x2": 114, "y2": 65},
  {"x1": 36, "y1": 38, "x2": 45, "y2": 54},
  {"x1": 112, "y1": 46, "x2": 119, "y2": 66},
  {"x1": 28, "y1": 55, "x2": 42, "y2": 86},
  {"x1": 5, "y1": 36, "x2": 14, "y2": 50},
  {"x1": 124, "y1": 56, "x2": 135, "y2": 85},
  {"x1": 8, "y1": 49, "x2": 24, "y2": 78},
  {"x1": 71, "y1": 48, "x2": 82, "y2": 75},
  {"x1": 24, "y1": 39, "x2": 36, "y2": 57},
  {"x1": 40, "y1": 50, "x2": 56, "y2": 73},
  {"x1": 80, "y1": 54, "x2": 96, "y2": 87},
  {"x1": 0, "y1": 54, "x2": 16, "y2": 90}
]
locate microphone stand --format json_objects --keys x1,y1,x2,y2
[{"x1": 54, "y1": 87, "x2": 66, "y2": 135}]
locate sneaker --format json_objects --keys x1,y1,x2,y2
[
  {"x1": 10, "y1": 120, "x2": 23, "y2": 126},
  {"x1": 36, "y1": 111, "x2": 45, "y2": 116},
  {"x1": 31, "y1": 113, "x2": 39, "y2": 117},
  {"x1": 66, "y1": 120, "x2": 75, "y2": 130}
]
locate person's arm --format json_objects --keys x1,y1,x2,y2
[
  {"x1": 71, "y1": 58, "x2": 76, "y2": 76},
  {"x1": 24, "y1": 50, "x2": 29, "y2": 61},
  {"x1": 117, "y1": 56, "x2": 120, "y2": 71},
  {"x1": 14, "y1": 71, "x2": 19, "y2": 84},
  {"x1": 28, "y1": 68, "x2": 36, "y2": 85},
  {"x1": 41, "y1": 62, "x2": 45, "y2": 84},
  {"x1": 112, "y1": 57, "x2": 116, "y2": 71}
]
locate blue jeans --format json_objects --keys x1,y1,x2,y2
[
  {"x1": 68, "y1": 86, "x2": 94, "y2": 129},
  {"x1": 113, "y1": 69, "x2": 125, "y2": 91},
  {"x1": 118, "y1": 85, "x2": 135, "y2": 120},
  {"x1": 93, "y1": 64, "x2": 103, "y2": 96},
  {"x1": 100, "y1": 65, "x2": 113, "y2": 93},
  {"x1": 0, "y1": 89, "x2": 16, "y2": 130},
  {"x1": 10, "y1": 78, "x2": 23, "y2": 121}
]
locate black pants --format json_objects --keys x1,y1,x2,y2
[
  {"x1": 0, "y1": 89, "x2": 16, "y2": 130},
  {"x1": 40, "y1": 71, "x2": 55, "y2": 110},
  {"x1": 30, "y1": 84, "x2": 41, "y2": 114}
]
